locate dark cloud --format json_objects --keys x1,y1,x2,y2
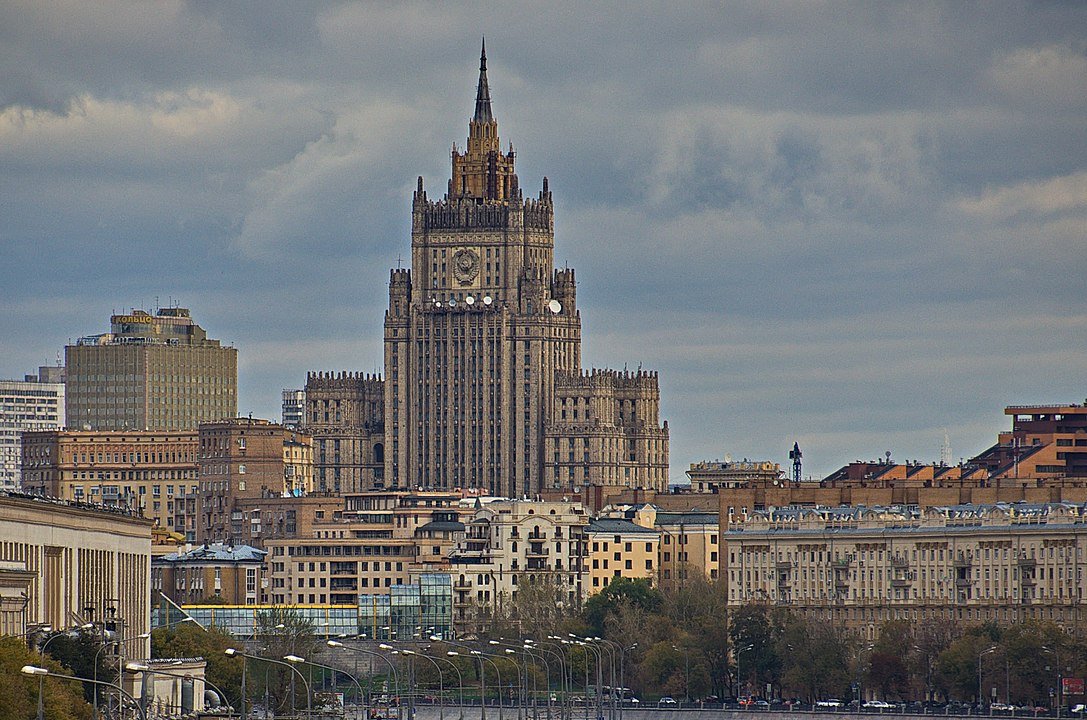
[{"x1": 2, "y1": 1, "x2": 1085, "y2": 479}]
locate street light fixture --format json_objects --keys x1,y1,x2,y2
[{"x1": 23, "y1": 664, "x2": 147, "y2": 720}]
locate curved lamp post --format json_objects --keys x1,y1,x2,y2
[
  {"x1": 403, "y1": 649, "x2": 446, "y2": 720},
  {"x1": 329, "y1": 639, "x2": 402, "y2": 720},
  {"x1": 94, "y1": 631, "x2": 150, "y2": 720},
  {"x1": 126, "y1": 661, "x2": 232, "y2": 714},
  {"x1": 225, "y1": 647, "x2": 312, "y2": 718},
  {"x1": 23, "y1": 664, "x2": 146, "y2": 720},
  {"x1": 287, "y1": 655, "x2": 366, "y2": 719}
]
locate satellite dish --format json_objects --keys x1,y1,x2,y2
[
  {"x1": 448, "y1": 298, "x2": 456, "y2": 307},
  {"x1": 433, "y1": 300, "x2": 442, "y2": 308},
  {"x1": 725, "y1": 453, "x2": 732, "y2": 463},
  {"x1": 483, "y1": 296, "x2": 493, "y2": 306},
  {"x1": 465, "y1": 295, "x2": 475, "y2": 305},
  {"x1": 548, "y1": 299, "x2": 562, "y2": 314}
]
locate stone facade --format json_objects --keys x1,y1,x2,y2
[
  {"x1": 304, "y1": 371, "x2": 385, "y2": 493},
  {"x1": 723, "y1": 502, "x2": 1087, "y2": 640},
  {"x1": 381, "y1": 44, "x2": 667, "y2": 499}
]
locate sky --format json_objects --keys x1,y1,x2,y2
[{"x1": 2, "y1": 2, "x2": 1085, "y2": 481}]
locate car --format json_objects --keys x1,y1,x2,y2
[
  {"x1": 1071, "y1": 705, "x2": 1086, "y2": 715},
  {"x1": 990, "y1": 704, "x2": 1015, "y2": 712},
  {"x1": 753, "y1": 700, "x2": 771, "y2": 710},
  {"x1": 864, "y1": 700, "x2": 895, "y2": 710},
  {"x1": 658, "y1": 697, "x2": 678, "y2": 706},
  {"x1": 817, "y1": 699, "x2": 845, "y2": 709}
]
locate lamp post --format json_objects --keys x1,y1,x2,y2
[
  {"x1": 94, "y1": 631, "x2": 150, "y2": 720},
  {"x1": 735, "y1": 643, "x2": 754, "y2": 701},
  {"x1": 404, "y1": 649, "x2": 446, "y2": 720},
  {"x1": 23, "y1": 664, "x2": 147, "y2": 720},
  {"x1": 126, "y1": 661, "x2": 233, "y2": 715},
  {"x1": 281, "y1": 655, "x2": 365, "y2": 720},
  {"x1": 978, "y1": 646, "x2": 997, "y2": 712},
  {"x1": 226, "y1": 647, "x2": 312, "y2": 719},
  {"x1": 1041, "y1": 646, "x2": 1066, "y2": 719},
  {"x1": 328, "y1": 639, "x2": 403, "y2": 720}
]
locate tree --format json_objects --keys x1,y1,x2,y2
[
  {"x1": 152, "y1": 621, "x2": 243, "y2": 709},
  {"x1": 584, "y1": 578, "x2": 663, "y2": 636},
  {"x1": 0, "y1": 635, "x2": 92, "y2": 720},
  {"x1": 866, "y1": 622, "x2": 912, "y2": 700},
  {"x1": 40, "y1": 628, "x2": 115, "y2": 704}
]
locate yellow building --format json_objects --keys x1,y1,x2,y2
[
  {"x1": 587, "y1": 517, "x2": 659, "y2": 593},
  {"x1": 20, "y1": 429, "x2": 198, "y2": 532},
  {"x1": 632, "y1": 505, "x2": 720, "y2": 587}
]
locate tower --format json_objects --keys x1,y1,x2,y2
[{"x1": 383, "y1": 43, "x2": 666, "y2": 499}]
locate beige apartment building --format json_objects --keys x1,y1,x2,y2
[
  {"x1": 630, "y1": 505, "x2": 720, "y2": 587},
  {"x1": 264, "y1": 490, "x2": 467, "y2": 605},
  {"x1": 724, "y1": 502, "x2": 1087, "y2": 639},
  {"x1": 449, "y1": 498, "x2": 588, "y2": 625},
  {"x1": 0, "y1": 491, "x2": 152, "y2": 649},
  {"x1": 20, "y1": 429, "x2": 198, "y2": 532},
  {"x1": 65, "y1": 307, "x2": 236, "y2": 432},
  {"x1": 587, "y1": 517, "x2": 659, "y2": 593}
]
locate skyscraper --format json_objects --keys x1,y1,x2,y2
[
  {"x1": 65, "y1": 307, "x2": 237, "y2": 431},
  {"x1": 383, "y1": 44, "x2": 668, "y2": 498}
]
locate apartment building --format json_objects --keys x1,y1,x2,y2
[
  {"x1": 448, "y1": 499, "x2": 588, "y2": 624},
  {"x1": 630, "y1": 505, "x2": 720, "y2": 586},
  {"x1": 586, "y1": 517, "x2": 659, "y2": 593},
  {"x1": 152, "y1": 542, "x2": 267, "y2": 605},
  {"x1": 20, "y1": 429, "x2": 198, "y2": 531},
  {"x1": 0, "y1": 367, "x2": 64, "y2": 491},
  {"x1": 197, "y1": 417, "x2": 313, "y2": 544},
  {"x1": 723, "y1": 502, "x2": 1087, "y2": 639},
  {"x1": 264, "y1": 490, "x2": 466, "y2": 605}
]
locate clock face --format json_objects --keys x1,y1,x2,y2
[{"x1": 452, "y1": 248, "x2": 480, "y2": 285}]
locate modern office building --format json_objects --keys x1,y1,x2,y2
[
  {"x1": 281, "y1": 388, "x2": 305, "y2": 429},
  {"x1": 0, "y1": 367, "x2": 65, "y2": 490},
  {"x1": 65, "y1": 307, "x2": 237, "y2": 431},
  {"x1": 722, "y1": 502, "x2": 1087, "y2": 640},
  {"x1": 381, "y1": 44, "x2": 668, "y2": 499},
  {"x1": 20, "y1": 429, "x2": 198, "y2": 532},
  {"x1": 0, "y1": 491, "x2": 152, "y2": 647}
]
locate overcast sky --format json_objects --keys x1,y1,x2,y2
[{"x1": 2, "y1": 2, "x2": 1085, "y2": 480}]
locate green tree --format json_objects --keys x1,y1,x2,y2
[
  {"x1": 0, "y1": 636, "x2": 92, "y2": 720},
  {"x1": 152, "y1": 621, "x2": 242, "y2": 709},
  {"x1": 730, "y1": 604, "x2": 780, "y2": 698},
  {"x1": 39, "y1": 628, "x2": 115, "y2": 704},
  {"x1": 584, "y1": 578, "x2": 662, "y2": 636}
]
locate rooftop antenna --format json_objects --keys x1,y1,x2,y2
[
  {"x1": 789, "y1": 442, "x2": 802, "y2": 484},
  {"x1": 396, "y1": 253, "x2": 403, "y2": 269},
  {"x1": 940, "y1": 429, "x2": 952, "y2": 466}
]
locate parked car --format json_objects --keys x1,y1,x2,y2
[
  {"x1": 864, "y1": 700, "x2": 894, "y2": 710},
  {"x1": 753, "y1": 700, "x2": 771, "y2": 710},
  {"x1": 817, "y1": 699, "x2": 845, "y2": 709},
  {"x1": 658, "y1": 697, "x2": 678, "y2": 707}
]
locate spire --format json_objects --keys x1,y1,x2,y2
[{"x1": 473, "y1": 37, "x2": 493, "y2": 123}]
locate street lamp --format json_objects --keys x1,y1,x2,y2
[
  {"x1": 225, "y1": 647, "x2": 312, "y2": 719},
  {"x1": 403, "y1": 649, "x2": 446, "y2": 720},
  {"x1": 23, "y1": 664, "x2": 147, "y2": 720},
  {"x1": 978, "y1": 646, "x2": 998, "y2": 711},
  {"x1": 736, "y1": 643, "x2": 754, "y2": 701},
  {"x1": 328, "y1": 639, "x2": 403, "y2": 720}
]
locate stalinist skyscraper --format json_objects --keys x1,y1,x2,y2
[{"x1": 383, "y1": 43, "x2": 668, "y2": 499}]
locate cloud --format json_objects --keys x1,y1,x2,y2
[{"x1": 956, "y1": 171, "x2": 1087, "y2": 221}]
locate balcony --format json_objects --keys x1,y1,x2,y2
[
  {"x1": 775, "y1": 561, "x2": 793, "y2": 570},
  {"x1": 955, "y1": 577, "x2": 972, "y2": 587},
  {"x1": 953, "y1": 555, "x2": 972, "y2": 568},
  {"x1": 453, "y1": 580, "x2": 472, "y2": 591},
  {"x1": 1016, "y1": 556, "x2": 1036, "y2": 568},
  {"x1": 891, "y1": 577, "x2": 911, "y2": 588},
  {"x1": 831, "y1": 558, "x2": 852, "y2": 568},
  {"x1": 526, "y1": 544, "x2": 549, "y2": 558},
  {"x1": 891, "y1": 556, "x2": 909, "y2": 568}
]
